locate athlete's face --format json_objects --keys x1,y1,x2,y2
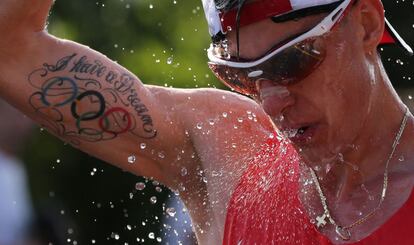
[{"x1": 225, "y1": 12, "x2": 375, "y2": 166}]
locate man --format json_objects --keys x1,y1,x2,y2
[{"x1": 0, "y1": 0, "x2": 413, "y2": 244}]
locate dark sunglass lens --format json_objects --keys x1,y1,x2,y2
[
  {"x1": 259, "y1": 38, "x2": 326, "y2": 85},
  {"x1": 208, "y1": 38, "x2": 326, "y2": 96},
  {"x1": 208, "y1": 63, "x2": 257, "y2": 96}
]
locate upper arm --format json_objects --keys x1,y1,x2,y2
[
  {"x1": 0, "y1": 29, "x2": 274, "y2": 191},
  {"x1": 154, "y1": 87, "x2": 276, "y2": 173}
]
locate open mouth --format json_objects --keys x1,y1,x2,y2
[
  {"x1": 282, "y1": 126, "x2": 309, "y2": 138},
  {"x1": 280, "y1": 125, "x2": 315, "y2": 144}
]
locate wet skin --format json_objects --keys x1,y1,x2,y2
[
  {"x1": 1, "y1": 0, "x2": 414, "y2": 244},
  {"x1": 224, "y1": 0, "x2": 414, "y2": 242}
]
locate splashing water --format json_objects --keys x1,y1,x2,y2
[
  {"x1": 128, "y1": 155, "x2": 136, "y2": 164},
  {"x1": 166, "y1": 207, "x2": 177, "y2": 217},
  {"x1": 150, "y1": 196, "x2": 157, "y2": 204},
  {"x1": 135, "y1": 182, "x2": 146, "y2": 191},
  {"x1": 181, "y1": 167, "x2": 188, "y2": 176}
]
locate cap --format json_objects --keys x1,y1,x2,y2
[{"x1": 202, "y1": 0, "x2": 413, "y2": 55}]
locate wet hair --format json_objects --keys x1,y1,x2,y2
[
  {"x1": 214, "y1": 0, "x2": 247, "y2": 12},
  {"x1": 214, "y1": 0, "x2": 249, "y2": 59}
]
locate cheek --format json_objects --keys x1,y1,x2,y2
[{"x1": 311, "y1": 41, "x2": 372, "y2": 145}]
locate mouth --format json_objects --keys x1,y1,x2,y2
[{"x1": 280, "y1": 124, "x2": 317, "y2": 144}]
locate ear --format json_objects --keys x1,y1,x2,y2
[{"x1": 352, "y1": 0, "x2": 385, "y2": 54}]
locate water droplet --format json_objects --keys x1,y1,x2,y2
[
  {"x1": 149, "y1": 4, "x2": 153, "y2": 9},
  {"x1": 396, "y1": 59, "x2": 404, "y2": 65},
  {"x1": 167, "y1": 57, "x2": 173, "y2": 64},
  {"x1": 127, "y1": 225, "x2": 132, "y2": 230},
  {"x1": 158, "y1": 152, "x2": 165, "y2": 159},
  {"x1": 140, "y1": 143, "x2": 147, "y2": 150},
  {"x1": 222, "y1": 112, "x2": 228, "y2": 118},
  {"x1": 181, "y1": 167, "x2": 188, "y2": 176},
  {"x1": 128, "y1": 155, "x2": 136, "y2": 164},
  {"x1": 155, "y1": 186, "x2": 163, "y2": 192},
  {"x1": 114, "y1": 233, "x2": 120, "y2": 240},
  {"x1": 129, "y1": 193, "x2": 134, "y2": 199},
  {"x1": 166, "y1": 207, "x2": 176, "y2": 217},
  {"x1": 237, "y1": 117, "x2": 243, "y2": 123},
  {"x1": 196, "y1": 123, "x2": 203, "y2": 129},
  {"x1": 179, "y1": 183, "x2": 186, "y2": 192},
  {"x1": 275, "y1": 114, "x2": 284, "y2": 122},
  {"x1": 56, "y1": 159, "x2": 61, "y2": 163},
  {"x1": 148, "y1": 232, "x2": 155, "y2": 239},
  {"x1": 399, "y1": 155, "x2": 405, "y2": 162},
  {"x1": 150, "y1": 196, "x2": 157, "y2": 204},
  {"x1": 208, "y1": 119, "x2": 215, "y2": 125},
  {"x1": 135, "y1": 182, "x2": 146, "y2": 191},
  {"x1": 156, "y1": 237, "x2": 162, "y2": 242}
]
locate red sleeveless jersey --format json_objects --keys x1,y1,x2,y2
[{"x1": 223, "y1": 138, "x2": 414, "y2": 245}]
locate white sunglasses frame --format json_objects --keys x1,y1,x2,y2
[{"x1": 207, "y1": 0, "x2": 352, "y2": 68}]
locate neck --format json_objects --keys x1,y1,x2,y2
[{"x1": 318, "y1": 77, "x2": 413, "y2": 204}]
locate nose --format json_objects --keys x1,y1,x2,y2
[{"x1": 256, "y1": 79, "x2": 295, "y2": 118}]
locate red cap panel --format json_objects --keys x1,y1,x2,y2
[{"x1": 220, "y1": 0, "x2": 292, "y2": 32}]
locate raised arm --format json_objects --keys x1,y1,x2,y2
[
  {"x1": 0, "y1": 0, "x2": 198, "y2": 186},
  {"x1": 0, "y1": 0, "x2": 276, "y2": 195}
]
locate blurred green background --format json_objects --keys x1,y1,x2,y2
[{"x1": 16, "y1": 0, "x2": 414, "y2": 244}]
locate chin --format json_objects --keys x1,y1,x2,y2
[{"x1": 291, "y1": 141, "x2": 340, "y2": 170}]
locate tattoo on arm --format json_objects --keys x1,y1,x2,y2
[{"x1": 28, "y1": 53, "x2": 157, "y2": 145}]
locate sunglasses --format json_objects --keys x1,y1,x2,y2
[{"x1": 207, "y1": 0, "x2": 353, "y2": 97}]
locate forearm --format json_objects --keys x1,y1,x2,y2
[{"x1": 0, "y1": 32, "x2": 157, "y2": 141}]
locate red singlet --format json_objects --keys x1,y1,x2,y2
[{"x1": 223, "y1": 138, "x2": 414, "y2": 245}]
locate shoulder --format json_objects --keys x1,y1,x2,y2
[{"x1": 147, "y1": 86, "x2": 274, "y2": 141}]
